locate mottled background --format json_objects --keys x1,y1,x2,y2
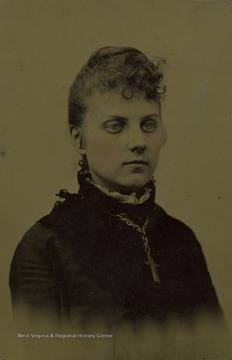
[{"x1": 1, "y1": 0, "x2": 232, "y2": 358}]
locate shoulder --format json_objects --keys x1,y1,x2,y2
[
  {"x1": 39, "y1": 195, "x2": 84, "y2": 234},
  {"x1": 12, "y1": 222, "x2": 58, "y2": 262},
  {"x1": 153, "y1": 205, "x2": 214, "y2": 286},
  {"x1": 153, "y1": 203, "x2": 202, "y2": 252},
  {"x1": 154, "y1": 203, "x2": 195, "y2": 234},
  {"x1": 21, "y1": 221, "x2": 56, "y2": 241},
  {"x1": 12, "y1": 195, "x2": 81, "y2": 262}
]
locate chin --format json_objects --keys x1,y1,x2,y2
[{"x1": 117, "y1": 179, "x2": 150, "y2": 194}]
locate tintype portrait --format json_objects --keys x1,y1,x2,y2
[{"x1": 1, "y1": 1, "x2": 232, "y2": 359}]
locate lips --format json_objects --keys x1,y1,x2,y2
[{"x1": 124, "y1": 160, "x2": 148, "y2": 165}]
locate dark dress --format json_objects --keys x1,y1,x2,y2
[{"x1": 9, "y1": 175, "x2": 223, "y2": 327}]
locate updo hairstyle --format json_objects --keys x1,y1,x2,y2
[{"x1": 68, "y1": 46, "x2": 166, "y2": 130}]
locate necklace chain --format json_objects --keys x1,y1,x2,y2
[
  {"x1": 106, "y1": 212, "x2": 160, "y2": 283},
  {"x1": 114, "y1": 214, "x2": 151, "y2": 256}
]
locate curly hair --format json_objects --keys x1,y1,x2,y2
[{"x1": 68, "y1": 46, "x2": 166, "y2": 129}]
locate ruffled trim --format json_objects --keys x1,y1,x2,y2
[{"x1": 86, "y1": 178, "x2": 153, "y2": 205}]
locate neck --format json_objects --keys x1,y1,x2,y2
[
  {"x1": 76, "y1": 171, "x2": 156, "y2": 218},
  {"x1": 87, "y1": 178, "x2": 153, "y2": 205}
]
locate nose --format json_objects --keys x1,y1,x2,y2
[{"x1": 127, "y1": 127, "x2": 147, "y2": 153}]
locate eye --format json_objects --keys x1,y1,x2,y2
[
  {"x1": 141, "y1": 119, "x2": 157, "y2": 133},
  {"x1": 104, "y1": 120, "x2": 125, "y2": 134}
]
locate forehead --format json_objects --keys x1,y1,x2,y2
[{"x1": 85, "y1": 90, "x2": 160, "y2": 119}]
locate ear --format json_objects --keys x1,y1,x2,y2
[
  {"x1": 161, "y1": 125, "x2": 167, "y2": 146},
  {"x1": 70, "y1": 126, "x2": 86, "y2": 155}
]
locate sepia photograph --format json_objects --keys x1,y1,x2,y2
[{"x1": 1, "y1": 1, "x2": 232, "y2": 359}]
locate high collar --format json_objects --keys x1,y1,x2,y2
[
  {"x1": 77, "y1": 172, "x2": 156, "y2": 220},
  {"x1": 86, "y1": 178, "x2": 152, "y2": 205}
]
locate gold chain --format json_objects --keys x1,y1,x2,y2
[
  {"x1": 107, "y1": 212, "x2": 160, "y2": 283},
  {"x1": 114, "y1": 214, "x2": 151, "y2": 256}
]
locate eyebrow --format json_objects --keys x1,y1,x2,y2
[
  {"x1": 103, "y1": 116, "x2": 127, "y2": 121},
  {"x1": 103, "y1": 113, "x2": 159, "y2": 121},
  {"x1": 141, "y1": 113, "x2": 159, "y2": 120}
]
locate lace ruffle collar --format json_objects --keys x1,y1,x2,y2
[{"x1": 86, "y1": 178, "x2": 154, "y2": 205}]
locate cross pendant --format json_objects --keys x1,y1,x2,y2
[{"x1": 145, "y1": 254, "x2": 160, "y2": 283}]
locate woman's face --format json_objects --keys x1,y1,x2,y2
[{"x1": 76, "y1": 91, "x2": 165, "y2": 194}]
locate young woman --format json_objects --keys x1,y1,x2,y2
[{"x1": 9, "y1": 47, "x2": 223, "y2": 329}]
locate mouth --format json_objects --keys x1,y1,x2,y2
[{"x1": 124, "y1": 160, "x2": 148, "y2": 165}]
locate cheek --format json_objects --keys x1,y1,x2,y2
[
  {"x1": 84, "y1": 127, "x2": 124, "y2": 161},
  {"x1": 84, "y1": 137, "x2": 121, "y2": 166},
  {"x1": 149, "y1": 137, "x2": 163, "y2": 155},
  {"x1": 81, "y1": 125, "x2": 103, "y2": 153},
  {"x1": 148, "y1": 140, "x2": 163, "y2": 169}
]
